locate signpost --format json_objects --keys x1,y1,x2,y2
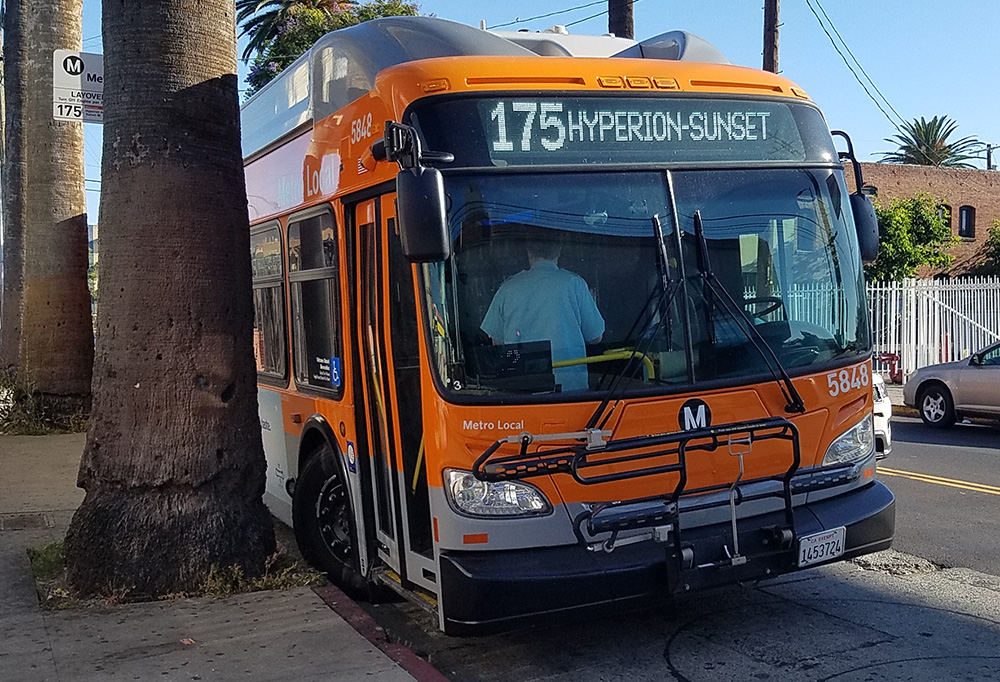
[{"x1": 52, "y1": 49, "x2": 104, "y2": 123}]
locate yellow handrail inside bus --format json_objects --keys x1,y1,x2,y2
[
  {"x1": 411, "y1": 437, "x2": 425, "y2": 493},
  {"x1": 552, "y1": 349, "x2": 655, "y2": 381}
]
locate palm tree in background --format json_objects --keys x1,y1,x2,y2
[
  {"x1": 879, "y1": 115, "x2": 980, "y2": 168},
  {"x1": 1, "y1": 0, "x2": 94, "y2": 411},
  {"x1": 237, "y1": 0, "x2": 351, "y2": 60},
  {"x1": 238, "y1": 0, "x2": 418, "y2": 94}
]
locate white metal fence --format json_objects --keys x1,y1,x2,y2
[
  {"x1": 868, "y1": 276, "x2": 1000, "y2": 381},
  {"x1": 742, "y1": 277, "x2": 1000, "y2": 382}
]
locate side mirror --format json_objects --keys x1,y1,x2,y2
[
  {"x1": 375, "y1": 121, "x2": 453, "y2": 263},
  {"x1": 831, "y1": 131, "x2": 880, "y2": 264},
  {"x1": 850, "y1": 193, "x2": 879, "y2": 263},
  {"x1": 970, "y1": 354, "x2": 981, "y2": 366},
  {"x1": 397, "y1": 167, "x2": 451, "y2": 263}
]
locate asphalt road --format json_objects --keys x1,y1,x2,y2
[
  {"x1": 879, "y1": 415, "x2": 1000, "y2": 575},
  {"x1": 368, "y1": 552, "x2": 1000, "y2": 682}
]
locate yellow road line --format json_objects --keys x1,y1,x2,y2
[{"x1": 880, "y1": 467, "x2": 1000, "y2": 496}]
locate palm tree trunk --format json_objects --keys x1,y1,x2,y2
[
  {"x1": 0, "y1": 0, "x2": 94, "y2": 405},
  {"x1": 64, "y1": 0, "x2": 276, "y2": 597},
  {"x1": 1, "y1": 3, "x2": 26, "y2": 376}
]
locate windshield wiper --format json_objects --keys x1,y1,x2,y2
[
  {"x1": 692, "y1": 210, "x2": 806, "y2": 414},
  {"x1": 587, "y1": 215, "x2": 681, "y2": 430}
]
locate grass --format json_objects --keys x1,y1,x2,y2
[
  {"x1": 202, "y1": 553, "x2": 323, "y2": 597},
  {"x1": 26, "y1": 539, "x2": 322, "y2": 609},
  {"x1": 27, "y1": 541, "x2": 66, "y2": 580},
  {"x1": 0, "y1": 371, "x2": 89, "y2": 435},
  {"x1": 27, "y1": 541, "x2": 80, "y2": 609}
]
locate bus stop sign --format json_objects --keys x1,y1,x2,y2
[{"x1": 52, "y1": 49, "x2": 104, "y2": 123}]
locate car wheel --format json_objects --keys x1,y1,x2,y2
[
  {"x1": 918, "y1": 384, "x2": 956, "y2": 428},
  {"x1": 293, "y1": 442, "x2": 370, "y2": 597}
]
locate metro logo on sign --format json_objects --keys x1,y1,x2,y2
[
  {"x1": 62, "y1": 55, "x2": 85, "y2": 76},
  {"x1": 52, "y1": 49, "x2": 104, "y2": 123}
]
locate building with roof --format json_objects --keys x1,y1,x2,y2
[{"x1": 853, "y1": 162, "x2": 999, "y2": 277}]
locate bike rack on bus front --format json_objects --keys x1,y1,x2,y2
[{"x1": 473, "y1": 417, "x2": 802, "y2": 583}]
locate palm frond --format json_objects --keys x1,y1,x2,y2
[
  {"x1": 237, "y1": 0, "x2": 354, "y2": 61},
  {"x1": 879, "y1": 115, "x2": 983, "y2": 168}
]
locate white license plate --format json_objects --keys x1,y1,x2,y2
[{"x1": 797, "y1": 527, "x2": 846, "y2": 567}]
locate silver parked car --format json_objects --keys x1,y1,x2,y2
[{"x1": 902, "y1": 341, "x2": 1000, "y2": 427}]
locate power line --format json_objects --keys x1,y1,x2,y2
[
  {"x1": 812, "y1": 0, "x2": 906, "y2": 128},
  {"x1": 490, "y1": 0, "x2": 640, "y2": 32},
  {"x1": 564, "y1": 8, "x2": 612, "y2": 28},
  {"x1": 487, "y1": 0, "x2": 607, "y2": 30},
  {"x1": 803, "y1": 0, "x2": 943, "y2": 166},
  {"x1": 809, "y1": 6, "x2": 986, "y2": 168},
  {"x1": 84, "y1": 136, "x2": 102, "y2": 171},
  {"x1": 804, "y1": 0, "x2": 898, "y2": 131}
]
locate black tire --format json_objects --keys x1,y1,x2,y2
[
  {"x1": 293, "y1": 443, "x2": 370, "y2": 597},
  {"x1": 918, "y1": 384, "x2": 956, "y2": 428}
]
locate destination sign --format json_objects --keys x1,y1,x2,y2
[
  {"x1": 481, "y1": 97, "x2": 823, "y2": 165},
  {"x1": 487, "y1": 101, "x2": 774, "y2": 150},
  {"x1": 409, "y1": 96, "x2": 837, "y2": 167}
]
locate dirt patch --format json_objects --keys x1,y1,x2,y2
[{"x1": 851, "y1": 549, "x2": 943, "y2": 575}]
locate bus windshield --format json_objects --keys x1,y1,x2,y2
[{"x1": 421, "y1": 168, "x2": 869, "y2": 399}]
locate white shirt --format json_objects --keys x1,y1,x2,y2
[{"x1": 481, "y1": 260, "x2": 605, "y2": 391}]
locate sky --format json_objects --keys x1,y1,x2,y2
[{"x1": 77, "y1": 0, "x2": 1000, "y2": 222}]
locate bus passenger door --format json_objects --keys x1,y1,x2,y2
[
  {"x1": 355, "y1": 197, "x2": 402, "y2": 574},
  {"x1": 353, "y1": 195, "x2": 435, "y2": 594}
]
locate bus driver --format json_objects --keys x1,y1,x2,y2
[{"x1": 480, "y1": 229, "x2": 605, "y2": 391}]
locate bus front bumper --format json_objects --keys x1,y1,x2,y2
[{"x1": 438, "y1": 481, "x2": 894, "y2": 635}]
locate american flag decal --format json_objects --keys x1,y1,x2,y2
[{"x1": 357, "y1": 157, "x2": 368, "y2": 174}]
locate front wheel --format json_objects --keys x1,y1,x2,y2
[
  {"x1": 293, "y1": 443, "x2": 370, "y2": 597},
  {"x1": 918, "y1": 384, "x2": 956, "y2": 428}
]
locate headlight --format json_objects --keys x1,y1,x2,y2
[
  {"x1": 872, "y1": 380, "x2": 887, "y2": 402},
  {"x1": 444, "y1": 469, "x2": 551, "y2": 517},
  {"x1": 823, "y1": 415, "x2": 875, "y2": 466}
]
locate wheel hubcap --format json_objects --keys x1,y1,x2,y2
[
  {"x1": 922, "y1": 394, "x2": 945, "y2": 422},
  {"x1": 316, "y1": 476, "x2": 352, "y2": 560}
]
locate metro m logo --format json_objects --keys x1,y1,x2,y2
[
  {"x1": 63, "y1": 55, "x2": 85, "y2": 76},
  {"x1": 678, "y1": 398, "x2": 712, "y2": 431}
]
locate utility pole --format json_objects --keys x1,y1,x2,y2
[
  {"x1": 608, "y1": 0, "x2": 634, "y2": 39},
  {"x1": 763, "y1": 0, "x2": 780, "y2": 73}
]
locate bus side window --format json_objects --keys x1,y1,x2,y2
[
  {"x1": 288, "y1": 210, "x2": 343, "y2": 395},
  {"x1": 250, "y1": 224, "x2": 287, "y2": 378}
]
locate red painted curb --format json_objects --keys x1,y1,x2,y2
[{"x1": 313, "y1": 585, "x2": 451, "y2": 682}]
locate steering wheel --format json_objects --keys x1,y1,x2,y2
[{"x1": 743, "y1": 296, "x2": 785, "y2": 321}]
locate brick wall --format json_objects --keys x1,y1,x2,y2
[{"x1": 846, "y1": 162, "x2": 1000, "y2": 277}]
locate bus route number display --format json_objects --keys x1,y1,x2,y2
[{"x1": 479, "y1": 97, "x2": 806, "y2": 165}]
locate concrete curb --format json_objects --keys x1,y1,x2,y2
[{"x1": 314, "y1": 585, "x2": 451, "y2": 682}]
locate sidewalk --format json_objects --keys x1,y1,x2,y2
[
  {"x1": 885, "y1": 382, "x2": 905, "y2": 408},
  {"x1": 0, "y1": 434, "x2": 442, "y2": 682},
  {"x1": 885, "y1": 382, "x2": 917, "y2": 417}
]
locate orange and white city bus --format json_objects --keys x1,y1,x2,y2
[{"x1": 242, "y1": 16, "x2": 893, "y2": 634}]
